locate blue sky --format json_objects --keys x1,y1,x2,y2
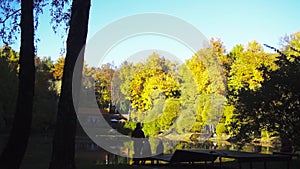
[{"x1": 2, "y1": 0, "x2": 300, "y2": 66}]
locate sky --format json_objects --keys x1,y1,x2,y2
[{"x1": 2, "y1": 0, "x2": 300, "y2": 67}]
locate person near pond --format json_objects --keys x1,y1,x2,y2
[
  {"x1": 131, "y1": 122, "x2": 145, "y2": 164},
  {"x1": 141, "y1": 137, "x2": 152, "y2": 164},
  {"x1": 156, "y1": 139, "x2": 164, "y2": 155}
]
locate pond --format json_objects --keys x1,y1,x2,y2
[
  {"x1": 75, "y1": 136, "x2": 281, "y2": 165},
  {"x1": 0, "y1": 134, "x2": 282, "y2": 166}
]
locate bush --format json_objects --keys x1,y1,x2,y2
[{"x1": 216, "y1": 123, "x2": 226, "y2": 138}]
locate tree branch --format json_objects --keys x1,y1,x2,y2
[
  {"x1": 290, "y1": 47, "x2": 300, "y2": 54},
  {"x1": 0, "y1": 8, "x2": 21, "y2": 24}
]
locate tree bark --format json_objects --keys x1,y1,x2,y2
[
  {"x1": 48, "y1": 0, "x2": 91, "y2": 169},
  {"x1": 0, "y1": 0, "x2": 35, "y2": 169}
]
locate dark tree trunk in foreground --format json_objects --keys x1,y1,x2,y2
[
  {"x1": 0, "y1": 0, "x2": 35, "y2": 169},
  {"x1": 49, "y1": 0, "x2": 91, "y2": 169}
]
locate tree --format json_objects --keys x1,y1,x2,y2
[
  {"x1": 231, "y1": 44, "x2": 300, "y2": 147},
  {"x1": 228, "y1": 41, "x2": 277, "y2": 93},
  {"x1": 48, "y1": 0, "x2": 91, "y2": 168},
  {"x1": 113, "y1": 61, "x2": 137, "y2": 115},
  {"x1": 128, "y1": 53, "x2": 180, "y2": 120},
  {"x1": 0, "y1": 0, "x2": 35, "y2": 168},
  {"x1": 51, "y1": 57, "x2": 65, "y2": 81},
  {"x1": 33, "y1": 57, "x2": 57, "y2": 133},
  {"x1": 178, "y1": 64, "x2": 202, "y2": 133},
  {"x1": 0, "y1": 46, "x2": 18, "y2": 129},
  {"x1": 137, "y1": 54, "x2": 179, "y2": 109},
  {"x1": 225, "y1": 41, "x2": 278, "y2": 137},
  {"x1": 280, "y1": 31, "x2": 300, "y2": 58},
  {"x1": 1, "y1": 47, "x2": 58, "y2": 134},
  {"x1": 94, "y1": 63, "x2": 115, "y2": 109},
  {"x1": 111, "y1": 65, "x2": 130, "y2": 115},
  {"x1": 183, "y1": 39, "x2": 227, "y2": 134},
  {"x1": 50, "y1": 57, "x2": 66, "y2": 95}
]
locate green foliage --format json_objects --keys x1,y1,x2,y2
[
  {"x1": 216, "y1": 122, "x2": 226, "y2": 137},
  {"x1": 0, "y1": 46, "x2": 59, "y2": 133},
  {"x1": 118, "y1": 61, "x2": 136, "y2": 98},
  {"x1": 280, "y1": 31, "x2": 300, "y2": 58},
  {"x1": 118, "y1": 41, "x2": 228, "y2": 137},
  {"x1": 143, "y1": 94, "x2": 165, "y2": 123},
  {"x1": 124, "y1": 121, "x2": 136, "y2": 131},
  {"x1": 223, "y1": 105, "x2": 236, "y2": 136},
  {"x1": 186, "y1": 39, "x2": 227, "y2": 95},
  {"x1": 228, "y1": 41, "x2": 278, "y2": 93},
  {"x1": 2, "y1": 30, "x2": 299, "y2": 145},
  {"x1": 186, "y1": 57, "x2": 208, "y2": 93},
  {"x1": 51, "y1": 57, "x2": 116, "y2": 109},
  {"x1": 231, "y1": 41, "x2": 300, "y2": 147},
  {"x1": 178, "y1": 64, "x2": 198, "y2": 108},
  {"x1": 141, "y1": 98, "x2": 180, "y2": 135},
  {"x1": 159, "y1": 98, "x2": 180, "y2": 131},
  {"x1": 111, "y1": 67, "x2": 130, "y2": 114},
  {"x1": 93, "y1": 63, "x2": 115, "y2": 108},
  {"x1": 143, "y1": 121, "x2": 160, "y2": 136},
  {"x1": 128, "y1": 53, "x2": 180, "y2": 113},
  {"x1": 0, "y1": 46, "x2": 18, "y2": 129},
  {"x1": 225, "y1": 41, "x2": 279, "y2": 139},
  {"x1": 120, "y1": 50, "x2": 225, "y2": 136},
  {"x1": 112, "y1": 61, "x2": 137, "y2": 115},
  {"x1": 32, "y1": 57, "x2": 58, "y2": 132},
  {"x1": 175, "y1": 110, "x2": 196, "y2": 134},
  {"x1": 50, "y1": 57, "x2": 65, "y2": 80},
  {"x1": 0, "y1": 45, "x2": 19, "y2": 63},
  {"x1": 178, "y1": 39, "x2": 227, "y2": 135}
]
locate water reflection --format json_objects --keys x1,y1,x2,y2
[
  {"x1": 75, "y1": 138, "x2": 130, "y2": 165},
  {"x1": 75, "y1": 137, "x2": 281, "y2": 165}
]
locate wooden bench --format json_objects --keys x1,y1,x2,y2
[
  {"x1": 212, "y1": 150, "x2": 292, "y2": 169},
  {"x1": 140, "y1": 149, "x2": 292, "y2": 169},
  {"x1": 142, "y1": 149, "x2": 218, "y2": 165}
]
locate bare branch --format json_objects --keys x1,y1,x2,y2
[
  {"x1": 290, "y1": 47, "x2": 300, "y2": 54},
  {"x1": 0, "y1": 8, "x2": 21, "y2": 24},
  {"x1": 263, "y1": 44, "x2": 285, "y2": 56}
]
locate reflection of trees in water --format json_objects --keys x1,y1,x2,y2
[
  {"x1": 75, "y1": 139, "x2": 130, "y2": 164},
  {"x1": 73, "y1": 136, "x2": 279, "y2": 165}
]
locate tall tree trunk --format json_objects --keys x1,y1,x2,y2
[
  {"x1": 49, "y1": 0, "x2": 91, "y2": 169},
  {"x1": 0, "y1": 0, "x2": 35, "y2": 169}
]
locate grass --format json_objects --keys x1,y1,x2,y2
[{"x1": 0, "y1": 134, "x2": 299, "y2": 169}]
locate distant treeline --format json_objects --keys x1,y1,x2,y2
[{"x1": 1, "y1": 32, "x2": 299, "y2": 148}]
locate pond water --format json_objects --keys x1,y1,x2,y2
[
  {"x1": 75, "y1": 138, "x2": 130, "y2": 165},
  {"x1": 75, "y1": 137, "x2": 281, "y2": 165}
]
